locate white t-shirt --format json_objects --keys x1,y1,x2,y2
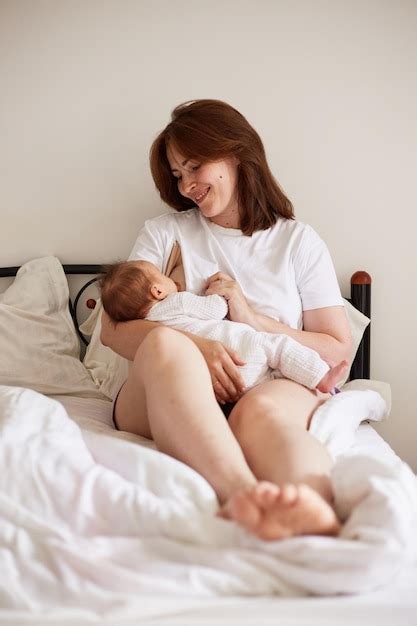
[{"x1": 128, "y1": 209, "x2": 343, "y2": 330}]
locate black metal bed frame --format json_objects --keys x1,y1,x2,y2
[
  {"x1": 0, "y1": 265, "x2": 371, "y2": 380},
  {"x1": 0, "y1": 264, "x2": 104, "y2": 347}
]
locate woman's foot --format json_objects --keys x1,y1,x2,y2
[
  {"x1": 317, "y1": 360, "x2": 349, "y2": 394},
  {"x1": 218, "y1": 481, "x2": 341, "y2": 540}
]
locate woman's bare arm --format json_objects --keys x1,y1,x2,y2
[
  {"x1": 101, "y1": 310, "x2": 159, "y2": 360},
  {"x1": 205, "y1": 272, "x2": 352, "y2": 366},
  {"x1": 251, "y1": 306, "x2": 352, "y2": 366}
]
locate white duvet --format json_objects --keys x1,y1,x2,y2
[{"x1": 0, "y1": 384, "x2": 416, "y2": 614}]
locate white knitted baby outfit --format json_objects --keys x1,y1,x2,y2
[{"x1": 146, "y1": 293, "x2": 329, "y2": 390}]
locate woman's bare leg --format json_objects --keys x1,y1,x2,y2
[
  {"x1": 228, "y1": 380, "x2": 333, "y2": 499},
  {"x1": 115, "y1": 329, "x2": 340, "y2": 539},
  {"x1": 114, "y1": 327, "x2": 256, "y2": 503},
  {"x1": 220, "y1": 380, "x2": 340, "y2": 538}
]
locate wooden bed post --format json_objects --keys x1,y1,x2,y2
[{"x1": 350, "y1": 271, "x2": 372, "y2": 380}]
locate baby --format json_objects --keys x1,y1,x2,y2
[{"x1": 100, "y1": 260, "x2": 348, "y2": 393}]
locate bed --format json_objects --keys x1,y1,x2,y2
[{"x1": 0, "y1": 256, "x2": 416, "y2": 626}]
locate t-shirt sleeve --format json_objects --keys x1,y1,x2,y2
[
  {"x1": 127, "y1": 218, "x2": 169, "y2": 271},
  {"x1": 294, "y1": 225, "x2": 344, "y2": 310}
]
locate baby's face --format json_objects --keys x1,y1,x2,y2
[{"x1": 154, "y1": 270, "x2": 178, "y2": 295}]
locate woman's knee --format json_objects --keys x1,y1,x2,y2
[
  {"x1": 134, "y1": 326, "x2": 184, "y2": 368},
  {"x1": 228, "y1": 393, "x2": 284, "y2": 435},
  {"x1": 228, "y1": 383, "x2": 316, "y2": 435}
]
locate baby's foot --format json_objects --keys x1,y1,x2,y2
[
  {"x1": 317, "y1": 360, "x2": 349, "y2": 394},
  {"x1": 218, "y1": 481, "x2": 341, "y2": 541}
]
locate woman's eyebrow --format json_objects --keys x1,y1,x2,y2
[{"x1": 171, "y1": 159, "x2": 190, "y2": 174}]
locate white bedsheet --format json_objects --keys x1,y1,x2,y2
[{"x1": 0, "y1": 385, "x2": 416, "y2": 624}]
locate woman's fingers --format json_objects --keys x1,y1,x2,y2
[
  {"x1": 212, "y1": 380, "x2": 229, "y2": 405},
  {"x1": 215, "y1": 370, "x2": 240, "y2": 402},
  {"x1": 225, "y1": 346, "x2": 247, "y2": 367},
  {"x1": 206, "y1": 271, "x2": 233, "y2": 286},
  {"x1": 196, "y1": 336, "x2": 246, "y2": 403},
  {"x1": 222, "y1": 348, "x2": 246, "y2": 395},
  {"x1": 205, "y1": 278, "x2": 254, "y2": 327},
  {"x1": 211, "y1": 349, "x2": 246, "y2": 402},
  {"x1": 205, "y1": 283, "x2": 233, "y2": 300}
]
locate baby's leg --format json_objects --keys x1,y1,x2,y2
[
  {"x1": 263, "y1": 334, "x2": 331, "y2": 389},
  {"x1": 317, "y1": 360, "x2": 349, "y2": 393}
]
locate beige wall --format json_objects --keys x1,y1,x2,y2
[{"x1": 1, "y1": 0, "x2": 416, "y2": 469}]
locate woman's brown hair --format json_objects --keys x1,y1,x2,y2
[{"x1": 150, "y1": 99, "x2": 294, "y2": 236}]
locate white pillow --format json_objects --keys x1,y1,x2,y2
[
  {"x1": 341, "y1": 378, "x2": 391, "y2": 417},
  {"x1": 80, "y1": 301, "x2": 129, "y2": 400},
  {"x1": 0, "y1": 256, "x2": 106, "y2": 398},
  {"x1": 80, "y1": 296, "x2": 370, "y2": 400}
]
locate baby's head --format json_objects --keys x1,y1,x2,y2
[{"x1": 100, "y1": 260, "x2": 178, "y2": 322}]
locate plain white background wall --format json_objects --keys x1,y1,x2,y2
[{"x1": 1, "y1": 0, "x2": 416, "y2": 469}]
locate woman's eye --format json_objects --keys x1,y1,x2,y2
[{"x1": 191, "y1": 164, "x2": 200, "y2": 171}]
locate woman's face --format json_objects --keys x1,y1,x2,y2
[{"x1": 166, "y1": 143, "x2": 240, "y2": 228}]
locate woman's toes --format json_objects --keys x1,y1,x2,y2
[
  {"x1": 252, "y1": 482, "x2": 281, "y2": 508},
  {"x1": 229, "y1": 491, "x2": 261, "y2": 529},
  {"x1": 279, "y1": 483, "x2": 298, "y2": 505},
  {"x1": 219, "y1": 482, "x2": 341, "y2": 541}
]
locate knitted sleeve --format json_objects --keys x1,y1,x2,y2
[{"x1": 146, "y1": 293, "x2": 228, "y2": 322}]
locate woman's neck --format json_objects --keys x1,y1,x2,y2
[{"x1": 209, "y1": 207, "x2": 240, "y2": 229}]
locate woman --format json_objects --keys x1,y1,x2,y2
[{"x1": 101, "y1": 99, "x2": 352, "y2": 540}]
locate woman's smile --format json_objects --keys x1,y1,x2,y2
[
  {"x1": 167, "y1": 143, "x2": 240, "y2": 228},
  {"x1": 194, "y1": 187, "x2": 210, "y2": 205}
]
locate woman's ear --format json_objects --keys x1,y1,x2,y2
[{"x1": 150, "y1": 283, "x2": 166, "y2": 301}]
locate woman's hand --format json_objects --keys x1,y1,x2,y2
[
  {"x1": 190, "y1": 334, "x2": 247, "y2": 404},
  {"x1": 205, "y1": 272, "x2": 256, "y2": 326}
]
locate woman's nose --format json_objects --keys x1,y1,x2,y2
[{"x1": 180, "y1": 172, "x2": 196, "y2": 194}]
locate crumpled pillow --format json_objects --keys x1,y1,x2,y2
[{"x1": 0, "y1": 256, "x2": 106, "y2": 398}]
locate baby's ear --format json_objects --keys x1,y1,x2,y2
[{"x1": 150, "y1": 283, "x2": 165, "y2": 301}]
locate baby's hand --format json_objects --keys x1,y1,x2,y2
[{"x1": 205, "y1": 272, "x2": 255, "y2": 326}]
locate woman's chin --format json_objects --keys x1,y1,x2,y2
[{"x1": 199, "y1": 206, "x2": 217, "y2": 219}]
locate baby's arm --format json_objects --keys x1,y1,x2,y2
[
  {"x1": 182, "y1": 292, "x2": 228, "y2": 320},
  {"x1": 146, "y1": 292, "x2": 228, "y2": 322}
]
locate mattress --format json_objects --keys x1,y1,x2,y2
[{"x1": 2, "y1": 583, "x2": 417, "y2": 626}]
